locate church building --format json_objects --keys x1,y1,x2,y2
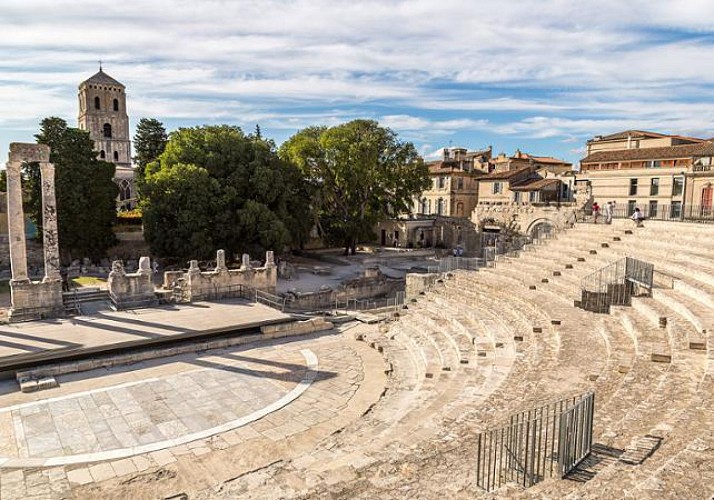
[{"x1": 77, "y1": 67, "x2": 135, "y2": 209}]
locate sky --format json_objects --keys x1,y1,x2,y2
[{"x1": 2, "y1": 0, "x2": 714, "y2": 166}]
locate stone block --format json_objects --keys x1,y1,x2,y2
[
  {"x1": 37, "y1": 376, "x2": 58, "y2": 390},
  {"x1": 651, "y1": 352, "x2": 672, "y2": 363},
  {"x1": 19, "y1": 377, "x2": 39, "y2": 393}
]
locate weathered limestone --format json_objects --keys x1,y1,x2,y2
[
  {"x1": 6, "y1": 143, "x2": 64, "y2": 321},
  {"x1": 240, "y1": 253, "x2": 251, "y2": 270},
  {"x1": 107, "y1": 259, "x2": 156, "y2": 309}
]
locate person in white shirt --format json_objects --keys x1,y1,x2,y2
[
  {"x1": 631, "y1": 207, "x2": 644, "y2": 227},
  {"x1": 604, "y1": 201, "x2": 613, "y2": 224}
]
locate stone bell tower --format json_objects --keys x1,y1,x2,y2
[{"x1": 78, "y1": 66, "x2": 135, "y2": 208}]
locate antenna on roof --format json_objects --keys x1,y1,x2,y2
[{"x1": 99, "y1": 59, "x2": 103, "y2": 71}]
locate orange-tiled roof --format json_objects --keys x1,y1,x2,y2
[
  {"x1": 581, "y1": 142, "x2": 714, "y2": 163},
  {"x1": 510, "y1": 178, "x2": 560, "y2": 191},
  {"x1": 478, "y1": 166, "x2": 532, "y2": 180}
]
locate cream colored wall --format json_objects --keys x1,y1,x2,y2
[{"x1": 579, "y1": 167, "x2": 686, "y2": 209}]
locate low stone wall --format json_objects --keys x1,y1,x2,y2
[
  {"x1": 285, "y1": 266, "x2": 402, "y2": 310},
  {"x1": 184, "y1": 250, "x2": 277, "y2": 301},
  {"x1": 108, "y1": 256, "x2": 156, "y2": 309},
  {"x1": 405, "y1": 272, "x2": 440, "y2": 299}
]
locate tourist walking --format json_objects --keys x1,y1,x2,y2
[
  {"x1": 604, "y1": 201, "x2": 613, "y2": 224},
  {"x1": 631, "y1": 207, "x2": 645, "y2": 228},
  {"x1": 592, "y1": 202, "x2": 600, "y2": 224}
]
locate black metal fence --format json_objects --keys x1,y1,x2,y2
[
  {"x1": 578, "y1": 257, "x2": 654, "y2": 313},
  {"x1": 475, "y1": 392, "x2": 595, "y2": 491}
]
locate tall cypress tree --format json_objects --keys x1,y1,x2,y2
[{"x1": 27, "y1": 117, "x2": 118, "y2": 264}]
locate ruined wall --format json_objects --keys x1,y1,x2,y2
[
  {"x1": 405, "y1": 272, "x2": 440, "y2": 299},
  {"x1": 108, "y1": 256, "x2": 156, "y2": 309},
  {"x1": 284, "y1": 266, "x2": 403, "y2": 310},
  {"x1": 181, "y1": 250, "x2": 277, "y2": 301},
  {"x1": 471, "y1": 203, "x2": 578, "y2": 236}
]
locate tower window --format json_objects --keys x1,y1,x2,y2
[
  {"x1": 94, "y1": 96, "x2": 100, "y2": 109},
  {"x1": 113, "y1": 99, "x2": 119, "y2": 111},
  {"x1": 103, "y1": 123, "x2": 112, "y2": 138},
  {"x1": 99, "y1": 150, "x2": 106, "y2": 159},
  {"x1": 113, "y1": 151, "x2": 119, "y2": 161}
]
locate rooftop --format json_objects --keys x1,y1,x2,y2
[
  {"x1": 80, "y1": 68, "x2": 124, "y2": 88},
  {"x1": 581, "y1": 141, "x2": 714, "y2": 163}
]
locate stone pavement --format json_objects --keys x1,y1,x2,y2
[
  {"x1": 0, "y1": 326, "x2": 386, "y2": 499},
  {"x1": 0, "y1": 299, "x2": 289, "y2": 364}
]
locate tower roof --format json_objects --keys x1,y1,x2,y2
[{"x1": 80, "y1": 68, "x2": 124, "y2": 88}]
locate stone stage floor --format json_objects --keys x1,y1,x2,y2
[
  {"x1": 0, "y1": 299, "x2": 290, "y2": 368},
  {"x1": 0, "y1": 321, "x2": 385, "y2": 499}
]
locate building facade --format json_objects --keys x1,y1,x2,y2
[
  {"x1": 578, "y1": 130, "x2": 714, "y2": 218},
  {"x1": 78, "y1": 68, "x2": 135, "y2": 209},
  {"x1": 414, "y1": 147, "x2": 491, "y2": 218}
]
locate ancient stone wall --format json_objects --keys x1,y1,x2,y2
[
  {"x1": 405, "y1": 272, "x2": 440, "y2": 299},
  {"x1": 285, "y1": 266, "x2": 402, "y2": 310},
  {"x1": 107, "y1": 256, "x2": 156, "y2": 309},
  {"x1": 180, "y1": 250, "x2": 277, "y2": 301},
  {"x1": 471, "y1": 203, "x2": 579, "y2": 237}
]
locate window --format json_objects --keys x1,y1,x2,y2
[
  {"x1": 529, "y1": 191, "x2": 538, "y2": 203},
  {"x1": 94, "y1": 96, "x2": 100, "y2": 109},
  {"x1": 493, "y1": 182, "x2": 502, "y2": 194},
  {"x1": 103, "y1": 123, "x2": 112, "y2": 138},
  {"x1": 650, "y1": 178, "x2": 659, "y2": 196},
  {"x1": 648, "y1": 200, "x2": 658, "y2": 218},
  {"x1": 457, "y1": 178, "x2": 464, "y2": 190},
  {"x1": 118, "y1": 179, "x2": 132, "y2": 210},
  {"x1": 670, "y1": 201, "x2": 682, "y2": 219},
  {"x1": 420, "y1": 198, "x2": 428, "y2": 214},
  {"x1": 672, "y1": 177, "x2": 684, "y2": 196},
  {"x1": 113, "y1": 151, "x2": 119, "y2": 161},
  {"x1": 513, "y1": 192, "x2": 521, "y2": 203},
  {"x1": 99, "y1": 150, "x2": 106, "y2": 159},
  {"x1": 629, "y1": 178, "x2": 638, "y2": 196},
  {"x1": 456, "y1": 202, "x2": 464, "y2": 217},
  {"x1": 437, "y1": 198, "x2": 444, "y2": 215},
  {"x1": 646, "y1": 160, "x2": 661, "y2": 168},
  {"x1": 438, "y1": 176, "x2": 446, "y2": 189},
  {"x1": 113, "y1": 99, "x2": 119, "y2": 111},
  {"x1": 627, "y1": 200, "x2": 636, "y2": 216}
]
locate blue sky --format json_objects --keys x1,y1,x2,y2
[{"x1": 2, "y1": 0, "x2": 714, "y2": 166}]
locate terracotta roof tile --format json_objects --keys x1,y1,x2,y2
[
  {"x1": 511, "y1": 178, "x2": 560, "y2": 191},
  {"x1": 479, "y1": 166, "x2": 532, "y2": 180},
  {"x1": 581, "y1": 142, "x2": 714, "y2": 164}
]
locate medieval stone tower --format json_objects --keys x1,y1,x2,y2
[{"x1": 78, "y1": 67, "x2": 134, "y2": 208}]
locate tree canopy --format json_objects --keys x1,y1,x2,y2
[
  {"x1": 133, "y1": 118, "x2": 168, "y2": 196},
  {"x1": 280, "y1": 119, "x2": 429, "y2": 254},
  {"x1": 27, "y1": 117, "x2": 118, "y2": 263},
  {"x1": 141, "y1": 125, "x2": 308, "y2": 262}
]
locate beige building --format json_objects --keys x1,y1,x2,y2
[
  {"x1": 413, "y1": 147, "x2": 490, "y2": 217},
  {"x1": 578, "y1": 130, "x2": 714, "y2": 218},
  {"x1": 477, "y1": 151, "x2": 573, "y2": 205},
  {"x1": 78, "y1": 68, "x2": 135, "y2": 209}
]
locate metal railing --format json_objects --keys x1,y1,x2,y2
[
  {"x1": 583, "y1": 204, "x2": 714, "y2": 223},
  {"x1": 578, "y1": 257, "x2": 654, "y2": 313},
  {"x1": 475, "y1": 392, "x2": 595, "y2": 492},
  {"x1": 427, "y1": 256, "x2": 486, "y2": 274}
]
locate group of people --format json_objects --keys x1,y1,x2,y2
[{"x1": 591, "y1": 200, "x2": 645, "y2": 227}]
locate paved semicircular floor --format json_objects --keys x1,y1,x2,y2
[{"x1": 0, "y1": 347, "x2": 317, "y2": 468}]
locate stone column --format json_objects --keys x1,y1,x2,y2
[
  {"x1": 138, "y1": 256, "x2": 151, "y2": 274},
  {"x1": 39, "y1": 162, "x2": 61, "y2": 281},
  {"x1": 216, "y1": 249, "x2": 227, "y2": 271},
  {"x1": 265, "y1": 250, "x2": 275, "y2": 268},
  {"x1": 240, "y1": 253, "x2": 251, "y2": 270},
  {"x1": 5, "y1": 161, "x2": 29, "y2": 282}
]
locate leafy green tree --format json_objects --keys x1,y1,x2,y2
[
  {"x1": 141, "y1": 125, "x2": 307, "y2": 261},
  {"x1": 0, "y1": 170, "x2": 6, "y2": 192},
  {"x1": 133, "y1": 118, "x2": 168, "y2": 194},
  {"x1": 27, "y1": 117, "x2": 118, "y2": 263},
  {"x1": 280, "y1": 119, "x2": 430, "y2": 254}
]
